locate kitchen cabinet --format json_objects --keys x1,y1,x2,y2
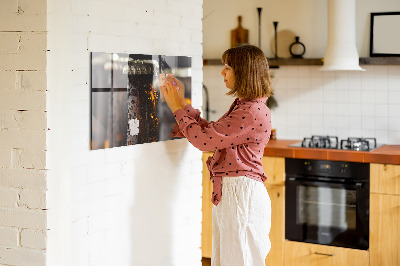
[
  {"x1": 201, "y1": 154, "x2": 286, "y2": 266},
  {"x1": 284, "y1": 241, "x2": 369, "y2": 266},
  {"x1": 370, "y1": 163, "x2": 400, "y2": 266},
  {"x1": 261, "y1": 156, "x2": 285, "y2": 186},
  {"x1": 201, "y1": 152, "x2": 213, "y2": 258},
  {"x1": 261, "y1": 156, "x2": 285, "y2": 266},
  {"x1": 370, "y1": 163, "x2": 400, "y2": 195}
]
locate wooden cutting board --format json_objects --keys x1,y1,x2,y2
[{"x1": 231, "y1": 16, "x2": 249, "y2": 48}]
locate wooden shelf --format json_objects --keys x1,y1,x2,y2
[
  {"x1": 268, "y1": 58, "x2": 322, "y2": 67},
  {"x1": 359, "y1": 57, "x2": 400, "y2": 65},
  {"x1": 203, "y1": 57, "x2": 400, "y2": 67},
  {"x1": 203, "y1": 58, "x2": 323, "y2": 67}
]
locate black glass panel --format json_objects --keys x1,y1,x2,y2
[{"x1": 90, "y1": 52, "x2": 192, "y2": 150}]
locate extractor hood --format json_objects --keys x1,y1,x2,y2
[{"x1": 320, "y1": 0, "x2": 365, "y2": 71}]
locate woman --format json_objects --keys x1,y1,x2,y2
[{"x1": 161, "y1": 44, "x2": 273, "y2": 266}]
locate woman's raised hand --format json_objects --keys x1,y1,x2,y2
[{"x1": 160, "y1": 75, "x2": 187, "y2": 113}]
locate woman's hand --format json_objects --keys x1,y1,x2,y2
[{"x1": 160, "y1": 75, "x2": 187, "y2": 113}]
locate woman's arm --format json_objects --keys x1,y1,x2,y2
[
  {"x1": 162, "y1": 76, "x2": 210, "y2": 137},
  {"x1": 172, "y1": 106, "x2": 257, "y2": 152}
]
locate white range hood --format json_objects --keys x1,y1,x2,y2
[{"x1": 320, "y1": 0, "x2": 365, "y2": 71}]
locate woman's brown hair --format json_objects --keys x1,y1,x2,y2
[{"x1": 221, "y1": 44, "x2": 273, "y2": 99}]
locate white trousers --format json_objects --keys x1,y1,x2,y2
[{"x1": 212, "y1": 176, "x2": 271, "y2": 266}]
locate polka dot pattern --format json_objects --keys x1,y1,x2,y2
[{"x1": 170, "y1": 97, "x2": 272, "y2": 206}]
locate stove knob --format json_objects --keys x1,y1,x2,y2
[
  {"x1": 340, "y1": 164, "x2": 347, "y2": 174},
  {"x1": 305, "y1": 161, "x2": 312, "y2": 171}
]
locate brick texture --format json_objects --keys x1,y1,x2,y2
[
  {"x1": 0, "y1": 0, "x2": 48, "y2": 264},
  {"x1": 21, "y1": 229, "x2": 47, "y2": 250}
]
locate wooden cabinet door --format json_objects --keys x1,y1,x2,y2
[
  {"x1": 284, "y1": 241, "x2": 369, "y2": 266},
  {"x1": 264, "y1": 184, "x2": 284, "y2": 266},
  {"x1": 370, "y1": 193, "x2": 400, "y2": 266},
  {"x1": 370, "y1": 163, "x2": 400, "y2": 195},
  {"x1": 262, "y1": 156, "x2": 285, "y2": 186},
  {"x1": 201, "y1": 152, "x2": 213, "y2": 258}
]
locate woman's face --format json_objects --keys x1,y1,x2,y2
[{"x1": 220, "y1": 64, "x2": 235, "y2": 89}]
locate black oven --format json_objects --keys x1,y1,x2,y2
[{"x1": 285, "y1": 158, "x2": 369, "y2": 250}]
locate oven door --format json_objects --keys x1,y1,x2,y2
[{"x1": 285, "y1": 177, "x2": 369, "y2": 250}]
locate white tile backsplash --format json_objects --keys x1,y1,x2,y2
[
  {"x1": 388, "y1": 91, "x2": 400, "y2": 104},
  {"x1": 203, "y1": 64, "x2": 400, "y2": 144},
  {"x1": 374, "y1": 77, "x2": 388, "y2": 91}
]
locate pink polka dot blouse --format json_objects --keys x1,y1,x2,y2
[{"x1": 170, "y1": 97, "x2": 272, "y2": 206}]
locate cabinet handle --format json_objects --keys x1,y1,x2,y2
[{"x1": 314, "y1": 252, "x2": 335, "y2": 257}]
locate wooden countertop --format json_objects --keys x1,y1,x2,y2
[{"x1": 263, "y1": 139, "x2": 400, "y2": 165}]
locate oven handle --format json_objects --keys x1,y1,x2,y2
[
  {"x1": 314, "y1": 252, "x2": 335, "y2": 257},
  {"x1": 286, "y1": 177, "x2": 364, "y2": 189}
]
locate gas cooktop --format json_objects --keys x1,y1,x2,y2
[{"x1": 289, "y1": 135, "x2": 382, "y2": 151}]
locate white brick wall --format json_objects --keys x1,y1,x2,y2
[
  {"x1": 0, "y1": 0, "x2": 48, "y2": 265},
  {"x1": 47, "y1": 1, "x2": 203, "y2": 266}
]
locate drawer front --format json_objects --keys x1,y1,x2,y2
[{"x1": 284, "y1": 241, "x2": 369, "y2": 266}]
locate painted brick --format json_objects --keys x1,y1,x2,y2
[
  {"x1": 0, "y1": 71, "x2": 16, "y2": 90},
  {"x1": 0, "y1": 13, "x2": 46, "y2": 32},
  {"x1": 88, "y1": 33, "x2": 125, "y2": 54},
  {"x1": 87, "y1": 164, "x2": 108, "y2": 183},
  {"x1": 0, "y1": 187, "x2": 19, "y2": 208},
  {"x1": 120, "y1": 36, "x2": 153, "y2": 54},
  {"x1": 0, "y1": 0, "x2": 18, "y2": 13},
  {"x1": 19, "y1": 0, "x2": 47, "y2": 15},
  {"x1": 0, "y1": 110, "x2": 47, "y2": 130},
  {"x1": 190, "y1": 159, "x2": 203, "y2": 174},
  {"x1": 19, "y1": 189, "x2": 46, "y2": 209},
  {"x1": 0, "y1": 129, "x2": 46, "y2": 150},
  {"x1": 149, "y1": 12, "x2": 180, "y2": 28},
  {"x1": 191, "y1": 30, "x2": 203, "y2": 44},
  {"x1": 87, "y1": 212, "x2": 109, "y2": 233},
  {"x1": 0, "y1": 32, "x2": 20, "y2": 54},
  {"x1": 189, "y1": 3, "x2": 203, "y2": 19},
  {"x1": 19, "y1": 32, "x2": 47, "y2": 55},
  {"x1": 1, "y1": 110, "x2": 46, "y2": 130},
  {"x1": 0, "y1": 227, "x2": 19, "y2": 247},
  {"x1": 0, "y1": 208, "x2": 46, "y2": 230},
  {"x1": 45, "y1": 0, "x2": 203, "y2": 265},
  {"x1": 166, "y1": 0, "x2": 192, "y2": 15},
  {"x1": 0, "y1": 247, "x2": 45, "y2": 266},
  {"x1": 16, "y1": 70, "x2": 47, "y2": 91},
  {"x1": 191, "y1": 56, "x2": 203, "y2": 69},
  {"x1": 104, "y1": 178, "x2": 123, "y2": 196},
  {"x1": 20, "y1": 229, "x2": 46, "y2": 249},
  {"x1": 0, "y1": 149, "x2": 11, "y2": 169},
  {"x1": 180, "y1": 16, "x2": 202, "y2": 30},
  {"x1": 0, "y1": 90, "x2": 46, "y2": 111},
  {"x1": 180, "y1": 43, "x2": 202, "y2": 57},
  {"x1": 20, "y1": 149, "x2": 46, "y2": 170},
  {"x1": 134, "y1": 0, "x2": 167, "y2": 13},
  {"x1": 135, "y1": 24, "x2": 170, "y2": 41},
  {"x1": 70, "y1": 132, "x2": 90, "y2": 151},
  {"x1": 0, "y1": 52, "x2": 46, "y2": 71},
  {"x1": 0, "y1": 169, "x2": 47, "y2": 190}
]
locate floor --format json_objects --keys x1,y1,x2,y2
[{"x1": 202, "y1": 257, "x2": 211, "y2": 266}]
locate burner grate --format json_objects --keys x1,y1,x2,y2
[
  {"x1": 301, "y1": 135, "x2": 339, "y2": 149},
  {"x1": 296, "y1": 136, "x2": 378, "y2": 151},
  {"x1": 340, "y1": 137, "x2": 377, "y2": 151}
]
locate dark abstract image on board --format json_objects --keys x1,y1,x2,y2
[{"x1": 90, "y1": 52, "x2": 192, "y2": 150}]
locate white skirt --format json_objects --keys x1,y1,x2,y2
[{"x1": 212, "y1": 176, "x2": 271, "y2": 266}]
